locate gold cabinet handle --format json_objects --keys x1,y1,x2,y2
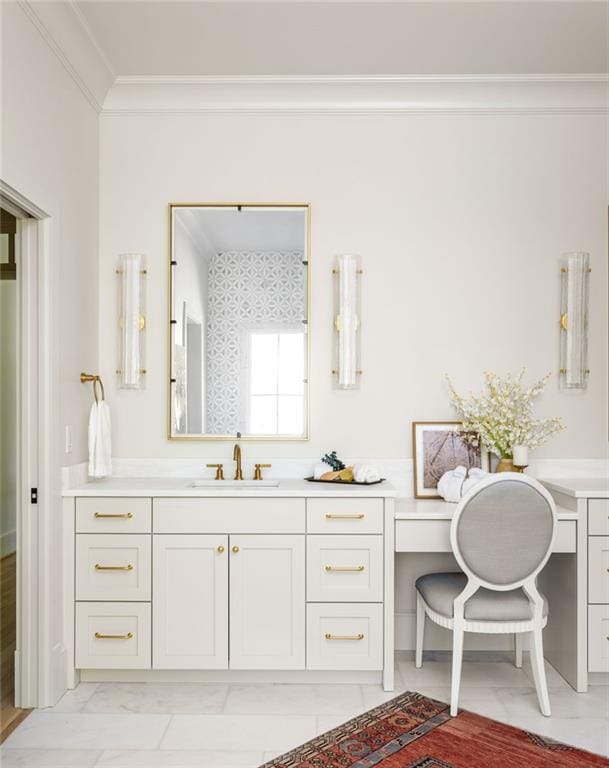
[
  {"x1": 94, "y1": 512, "x2": 133, "y2": 519},
  {"x1": 94, "y1": 631, "x2": 133, "y2": 640},
  {"x1": 94, "y1": 563, "x2": 134, "y2": 571},
  {"x1": 232, "y1": 545, "x2": 240, "y2": 553},
  {"x1": 325, "y1": 633, "x2": 364, "y2": 641},
  {"x1": 217, "y1": 545, "x2": 225, "y2": 553},
  {"x1": 325, "y1": 565, "x2": 365, "y2": 572},
  {"x1": 325, "y1": 514, "x2": 365, "y2": 520}
]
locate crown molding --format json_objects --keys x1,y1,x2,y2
[
  {"x1": 103, "y1": 75, "x2": 609, "y2": 116},
  {"x1": 17, "y1": 0, "x2": 114, "y2": 113}
]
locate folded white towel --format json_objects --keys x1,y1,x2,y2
[
  {"x1": 462, "y1": 466, "x2": 489, "y2": 496},
  {"x1": 88, "y1": 401, "x2": 112, "y2": 478},
  {"x1": 437, "y1": 465, "x2": 467, "y2": 502},
  {"x1": 313, "y1": 463, "x2": 328, "y2": 480},
  {"x1": 353, "y1": 464, "x2": 380, "y2": 484}
]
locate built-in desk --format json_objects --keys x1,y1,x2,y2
[{"x1": 394, "y1": 494, "x2": 588, "y2": 692}]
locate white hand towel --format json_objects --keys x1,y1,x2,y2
[
  {"x1": 88, "y1": 401, "x2": 112, "y2": 478},
  {"x1": 437, "y1": 465, "x2": 467, "y2": 502},
  {"x1": 462, "y1": 467, "x2": 489, "y2": 496},
  {"x1": 353, "y1": 464, "x2": 380, "y2": 483}
]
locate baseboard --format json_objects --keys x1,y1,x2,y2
[
  {"x1": 0, "y1": 530, "x2": 16, "y2": 558},
  {"x1": 80, "y1": 669, "x2": 383, "y2": 685}
]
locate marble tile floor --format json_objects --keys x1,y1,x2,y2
[{"x1": 1, "y1": 653, "x2": 608, "y2": 767}]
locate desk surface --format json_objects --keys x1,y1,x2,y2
[
  {"x1": 395, "y1": 497, "x2": 578, "y2": 520},
  {"x1": 540, "y1": 477, "x2": 609, "y2": 499}
]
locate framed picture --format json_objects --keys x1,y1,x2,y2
[{"x1": 412, "y1": 421, "x2": 489, "y2": 499}]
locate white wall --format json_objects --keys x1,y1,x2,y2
[
  {"x1": 0, "y1": 279, "x2": 17, "y2": 556},
  {"x1": 99, "y1": 108, "x2": 607, "y2": 463}
]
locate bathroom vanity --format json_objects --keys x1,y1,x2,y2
[{"x1": 62, "y1": 480, "x2": 396, "y2": 690}]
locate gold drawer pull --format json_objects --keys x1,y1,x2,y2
[
  {"x1": 94, "y1": 564, "x2": 134, "y2": 571},
  {"x1": 325, "y1": 514, "x2": 365, "y2": 520},
  {"x1": 94, "y1": 631, "x2": 133, "y2": 640},
  {"x1": 325, "y1": 565, "x2": 365, "y2": 572},
  {"x1": 94, "y1": 512, "x2": 133, "y2": 519},
  {"x1": 325, "y1": 633, "x2": 364, "y2": 641}
]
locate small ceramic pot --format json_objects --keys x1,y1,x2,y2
[{"x1": 495, "y1": 457, "x2": 515, "y2": 473}]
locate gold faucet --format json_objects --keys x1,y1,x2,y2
[{"x1": 233, "y1": 443, "x2": 243, "y2": 480}]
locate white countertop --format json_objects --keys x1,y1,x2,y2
[
  {"x1": 540, "y1": 477, "x2": 609, "y2": 499},
  {"x1": 395, "y1": 497, "x2": 577, "y2": 520},
  {"x1": 62, "y1": 477, "x2": 397, "y2": 498}
]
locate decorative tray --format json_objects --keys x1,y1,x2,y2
[{"x1": 304, "y1": 476, "x2": 385, "y2": 486}]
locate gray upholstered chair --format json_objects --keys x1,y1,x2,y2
[{"x1": 415, "y1": 473, "x2": 556, "y2": 717}]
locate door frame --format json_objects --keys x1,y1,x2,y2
[{"x1": 1, "y1": 180, "x2": 51, "y2": 709}]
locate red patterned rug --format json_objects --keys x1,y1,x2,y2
[{"x1": 261, "y1": 691, "x2": 609, "y2": 767}]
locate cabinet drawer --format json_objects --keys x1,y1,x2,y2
[
  {"x1": 395, "y1": 519, "x2": 576, "y2": 553},
  {"x1": 306, "y1": 603, "x2": 383, "y2": 670},
  {"x1": 588, "y1": 605, "x2": 609, "y2": 672},
  {"x1": 75, "y1": 602, "x2": 151, "y2": 669},
  {"x1": 307, "y1": 535, "x2": 383, "y2": 602},
  {"x1": 588, "y1": 537, "x2": 609, "y2": 604},
  {"x1": 589, "y1": 499, "x2": 609, "y2": 536},
  {"x1": 76, "y1": 498, "x2": 151, "y2": 533},
  {"x1": 76, "y1": 534, "x2": 151, "y2": 601},
  {"x1": 307, "y1": 499, "x2": 383, "y2": 534},
  {"x1": 153, "y1": 498, "x2": 305, "y2": 534}
]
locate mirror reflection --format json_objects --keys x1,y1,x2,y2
[{"x1": 170, "y1": 204, "x2": 309, "y2": 439}]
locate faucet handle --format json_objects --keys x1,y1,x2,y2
[
  {"x1": 254, "y1": 463, "x2": 272, "y2": 480},
  {"x1": 206, "y1": 463, "x2": 224, "y2": 480}
]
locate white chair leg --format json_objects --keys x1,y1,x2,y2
[
  {"x1": 450, "y1": 624, "x2": 464, "y2": 717},
  {"x1": 514, "y1": 633, "x2": 523, "y2": 668},
  {"x1": 529, "y1": 626, "x2": 551, "y2": 717},
  {"x1": 415, "y1": 592, "x2": 425, "y2": 668}
]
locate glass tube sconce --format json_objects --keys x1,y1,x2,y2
[
  {"x1": 117, "y1": 253, "x2": 147, "y2": 389},
  {"x1": 332, "y1": 254, "x2": 362, "y2": 389},
  {"x1": 559, "y1": 252, "x2": 590, "y2": 390}
]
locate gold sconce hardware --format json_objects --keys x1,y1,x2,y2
[
  {"x1": 94, "y1": 512, "x2": 133, "y2": 519},
  {"x1": 119, "y1": 315, "x2": 146, "y2": 331},
  {"x1": 560, "y1": 313, "x2": 568, "y2": 331},
  {"x1": 232, "y1": 545, "x2": 240, "y2": 553},
  {"x1": 95, "y1": 631, "x2": 133, "y2": 640},
  {"x1": 331, "y1": 369, "x2": 362, "y2": 375},
  {"x1": 217, "y1": 545, "x2": 225, "y2": 553},
  {"x1": 80, "y1": 372, "x2": 105, "y2": 403},
  {"x1": 94, "y1": 564, "x2": 134, "y2": 571},
  {"x1": 116, "y1": 268, "x2": 147, "y2": 275},
  {"x1": 253, "y1": 463, "x2": 271, "y2": 480},
  {"x1": 116, "y1": 368, "x2": 147, "y2": 375},
  {"x1": 332, "y1": 268, "x2": 363, "y2": 275},
  {"x1": 325, "y1": 633, "x2": 364, "y2": 641},
  {"x1": 325, "y1": 513, "x2": 365, "y2": 520},
  {"x1": 207, "y1": 463, "x2": 225, "y2": 480},
  {"x1": 324, "y1": 565, "x2": 365, "y2": 572}
]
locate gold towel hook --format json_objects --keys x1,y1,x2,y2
[{"x1": 80, "y1": 372, "x2": 105, "y2": 403}]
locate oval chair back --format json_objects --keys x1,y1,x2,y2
[{"x1": 450, "y1": 473, "x2": 557, "y2": 591}]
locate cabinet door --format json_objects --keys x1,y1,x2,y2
[
  {"x1": 230, "y1": 534, "x2": 305, "y2": 669},
  {"x1": 153, "y1": 534, "x2": 228, "y2": 669}
]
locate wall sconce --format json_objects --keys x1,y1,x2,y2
[
  {"x1": 332, "y1": 254, "x2": 362, "y2": 389},
  {"x1": 559, "y1": 252, "x2": 590, "y2": 390},
  {"x1": 117, "y1": 253, "x2": 147, "y2": 389}
]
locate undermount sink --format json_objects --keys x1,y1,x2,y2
[{"x1": 190, "y1": 479, "x2": 280, "y2": 488}]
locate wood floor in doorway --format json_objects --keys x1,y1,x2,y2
[{"x1": 1, "y1": 553, "x2": 30, "y2": 743}]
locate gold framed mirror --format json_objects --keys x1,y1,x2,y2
[{"x1": 168, "y1": 203, "x2": 310, "y2": 440}]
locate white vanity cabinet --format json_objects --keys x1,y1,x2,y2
[{"x1": 66, "y1": 485, "x2": 395, "y2": 688}]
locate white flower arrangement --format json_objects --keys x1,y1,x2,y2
[{"x1": 445, "y1": 370, "x2": 564, "y2": 460}]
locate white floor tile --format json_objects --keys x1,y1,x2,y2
[
  {"x1": 223, "y1": 683, "x2": 364, "y2": 716},
  {"x1": 504, "y1": 714, "x2": 609, "y2": 757},
  {"x1": 161, "y1": 714, "x2": 317, "y2": 752},
  {"x1": 0, "y1": 748, "x2": 100, "y2": 767},
  {"x1": 84, "y1": 684, "x2": 228, "y2": 715},
  {"x1": 96, "y1": 749, "x2": 264, "y2": 767},
  {"x1": 496, "y1": 684, "x2": 609, "y2": 720},
  {"x1": 398, "y1": 658, "x2": 543, "y2": 689},
  {"x1": 44, "y1": 684, "x2": 100, "y2": 714},
  {"x1": 3, "y1": 712, "x2": 170, "y2": 750}
]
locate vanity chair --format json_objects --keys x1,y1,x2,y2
[{"x1": 414, "y1": 473, "x2": 556, "y2": 717}]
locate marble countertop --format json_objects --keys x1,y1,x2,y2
[
  {"x1": 540, "y1": 477, "x2": 609, "y2": 499},
  {"x1": 395, "y1": 497, "x2": 577, "y2": 520},
  {"x1": 62, "y1": 477, "x2": 397, "y2": 498}
]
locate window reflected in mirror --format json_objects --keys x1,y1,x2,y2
[{"x1": 169, "y1": 204, "x2": 309, "y2": 440}]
